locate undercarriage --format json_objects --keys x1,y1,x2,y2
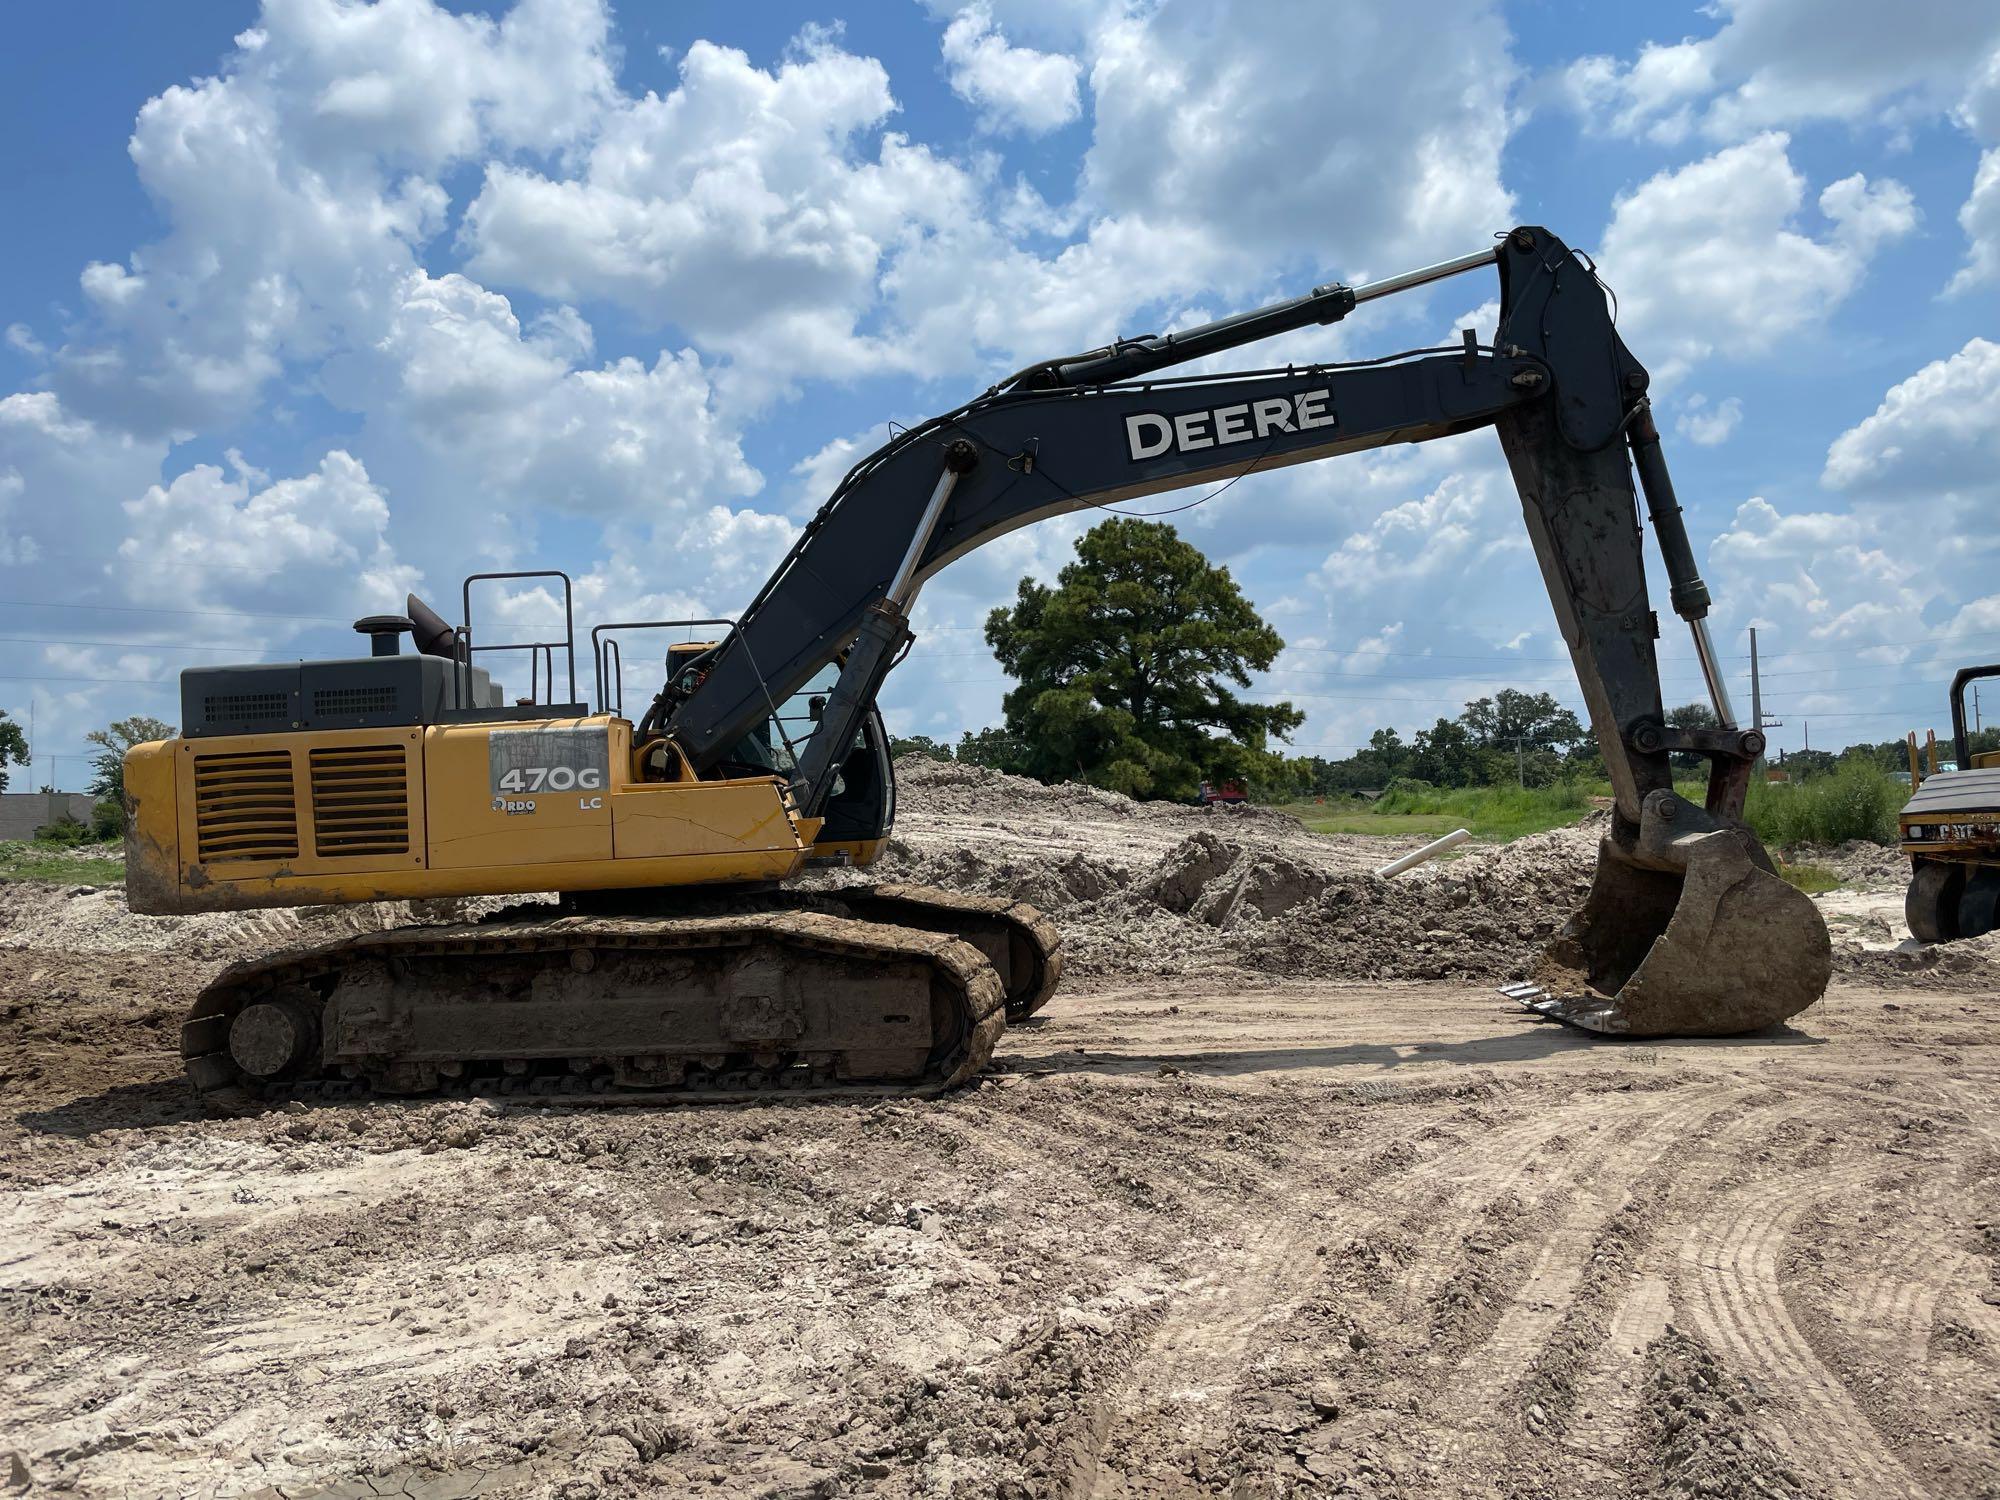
[{"x1": 182, "y1": 885, "x2": 1057, "y2": 1113}]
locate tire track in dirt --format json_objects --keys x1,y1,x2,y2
[
  {"x1": 1774, "y1": 1129, "x2": 2000, "y2": 1496},
  {"x1": 1073, "y1": 1214, "x2": 1328, "y2": 1497},
  {"x1": 1377, "y1": 1086, "x2": 1700, "y2": 1339},
  {"x1": 1422, "y1": 1093, "x2": 1819, "y2": 1500},
  {"x1": 1842, "y1": 1158, "x2": 1976, "y2": 1363},
  {"x1": 1408, "y1": 1090, "x2": 1781, "y2": 1493},
  {"x1": 1456, "y1": 1096, "x2": 1757, "y2": 1384},
  {"x1": 1676, "y1": 1150, "x2": 1928, "y2": 1498},
  {"x1": 1062, "y1": 1103, "x2": 1458, "y2": 1497},
  {"x1": 1067, "y1": 1083, "x2": 1687, "y2": 1497},
  {"x1": 1558, "y1": 1272, "x2": 1675, "y2": 1461},
  {"x1": 1531, "y1": 1096, "x2": 1812, "y2": 1456}
]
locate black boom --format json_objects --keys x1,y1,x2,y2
[{"x1": 661, "y1": 227, "x2": 1756, "y2": 833}]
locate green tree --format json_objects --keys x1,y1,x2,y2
[
  {"x1": 1779, "y1": 747, "x2": 1837, "y2": 779},
  {"x1": 955, "y1": 726, "x2": 1030, "y2": 773},
  {"x1": 1408, "y1": 717, "x2": 1482, "y2": 787},
  {"x1": 0, "y1": 711, "x2": 26, "y2": 792},
  {"x1": 888, "y1": 734, "x2": 953, "y2": 763},
  {"x1": 1460, "y1": 689, "x2": 1585, "y2": 753},
  {"x1": 984, "y1": 518, "x2": 1303, "y2": 800},
  {"x1": 86, "y1": 716, "x2": 175, "y2": 801}
]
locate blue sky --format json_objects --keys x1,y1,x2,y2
[{"x1": 3, "y1": 0, "x2": 1998, "y2": 789}]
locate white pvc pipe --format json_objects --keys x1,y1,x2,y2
[{"x1": 1374, "y1": 827, "x2": 1472, "y2": 878}]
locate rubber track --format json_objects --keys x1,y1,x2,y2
[
  {"x1": 181, "y1": 909, "x2": 1008, "y2": 1116},
  {"x1": 834, "y1": 883, "x2": 1065, "y2": 1019}
]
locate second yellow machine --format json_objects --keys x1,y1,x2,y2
[{"x1": 126, "y1": 226, "x2": 1834, "y2": 1109}]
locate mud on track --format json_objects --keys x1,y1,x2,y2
[{"x1": 5, "y1": 912, "x2": 1999, "y2": 1499}]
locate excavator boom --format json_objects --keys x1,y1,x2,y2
[{"x1": 656, "y1": 225, "x2": 1831, "y2": 1036}]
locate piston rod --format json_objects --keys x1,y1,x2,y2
[
  {"x1": 1019, "y1": 245, "x2": 1501, "y2": 391},
  {"x1": 1349, "y1": 245, "x2": 1500, "y2": 305},
  {"x1": 1628, "y1": 407, "x2": 1736, "y2": 729}
]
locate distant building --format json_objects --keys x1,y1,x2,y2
[{"x1": 0, "y1": 791, "x2": 97, "y2": 841}]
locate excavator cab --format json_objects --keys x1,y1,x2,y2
[{"x1": 631, "y1": 641, "x2": 895, "y2": 860}]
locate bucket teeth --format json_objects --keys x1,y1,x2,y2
[{"x1": 1495, "y1": 981, "x2": 1632, "y2": 1034}]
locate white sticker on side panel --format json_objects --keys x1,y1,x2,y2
[{"x1": 488, "y1": 726, "x2": 609, "y2": 812}]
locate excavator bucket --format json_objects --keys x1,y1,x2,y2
[{"x1": 1502, "y1": 791, "x2": 1832, "y2": 1037}]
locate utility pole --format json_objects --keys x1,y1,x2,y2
[
  {"x1": 1749, "y1": 628, "x2": 1762, "y2": 750},
  {"x1": 1516, "y1": 737, "x2": 1525, "y2": 788},
  {"x1": 1977, "y1": 685, "x2": 1984, "y2": 733}
]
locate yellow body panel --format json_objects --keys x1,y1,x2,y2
[
  {"x1": 122, "y1": 738, "x2": 181, "y2": 914},
  {"x1": 124, "y1": 715, "x2": 827, "y2": 915},
  {"x1": 173, "y1": 728, "x2": 429, "y2": 880},
  {"x1": 426, "y1": 718, "x2": 620, "y2": 870}
]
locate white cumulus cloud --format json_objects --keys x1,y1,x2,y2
[
  {"x1": 1562, "y1": 0, "x2": 2000, "y2": 142},
  {"x1": 1599, "y1": 134, "x2": 1913, "y2": 378},
  {"x1": 118, "y1": 449, "x2": 418, "y2": 620},
  {"x1": 941, "y1": 4, "x2": 1082, "y2": 135},
  {"x1": 1823, "y1": 336, "x2": 2000, "y2": 500},
  {"x1": 1676, "y1": 394, "x2": 1744, "y2": 447}
]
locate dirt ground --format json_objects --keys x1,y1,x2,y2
[{"x1": 3, "y1": 769, "x2": 1998, "y2": 1499}]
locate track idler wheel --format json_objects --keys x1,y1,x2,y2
[
  {"x1": 227, "y1": 991, "x2": 320, "y2": 1081},
  {"x1": 1510, "y1": 789, "x2": 1831, "y2": 1037}
]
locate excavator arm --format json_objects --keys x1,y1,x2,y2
[{"x1": 656, "y1": 226, "x2": 1831, "y2": 1037}]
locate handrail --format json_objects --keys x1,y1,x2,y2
[
  {"x1": 459, "y1": 570, "x2": 577, "y2": 708},
  {"x1": 588, "y1": 618, "x2": 735, "y2": 715}
]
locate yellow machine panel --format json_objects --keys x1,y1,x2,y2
[
  {"x1": 613, "y1": 780, "x2": 816, "y2": 860},
  {"x1": 174, "y1": 728, "x2": 428, "y2": 882},
  {"x1": 425, "y1": 717, "x2": 620, "y2": 870},
  {"x1": 809, "y1": 836, "x2": 890, "y2": 869},
  {"x1": 124, "y1": 715, "x2": 822, "y2": 915}
]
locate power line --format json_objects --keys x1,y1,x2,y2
[
  {"x1": 0, "y1": 598, "x2": 352, "y2": 624},
  {"x1": 0, "y1": 634, "x2": 294, "y2": 655},
  {"x1": 0, "y1": 674, "x2": 174, "y2": 686},
  {"x1": 1742, "y1": 626, "x2": 2000, "y2": 662}
]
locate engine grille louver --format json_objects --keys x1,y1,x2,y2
[
  {"x1": 309, "y1": 745, "x2": 411, "y2": 857},
  {"x1": 192, "y1": 750, "x2": 300, "y2": 864},
  {"x1": 201, "y1": 691, "x2": 289, "y2": 726},
  {"x1": 311, "y1": 685, "x2": 399, "y2": 718}
]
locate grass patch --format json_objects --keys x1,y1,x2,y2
[
  {"x1": 1744, "y1": 759, "x2": 1903, "y2": 846},
  {"x1": 1277, "y1": 760, "x2": 1907, "y2": 856},
  {"x1": 1776, "y1": 861, "x2": 1843, "y2": 895},
  {"x1": 1295, "y1": 810, "x2": 1462, "y2": 839},
  {"x1": 1277, "y1": 780, "x2": 1594, "y2": 843},
  {"x1": 0, "y1": 839, "x2": 125, "y2": 886}
]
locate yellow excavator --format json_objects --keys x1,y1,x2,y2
[{"x1": 125, "y1": 226, "x2": 1833, "y2": 1109}]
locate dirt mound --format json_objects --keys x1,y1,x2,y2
[
  {"x1": 846, "y1": 762, "x2": 1604, "y2": 982},
  {"x1": 0, "y1": 883, "x2": 538, "y2": 966},
  {"x1": 891, "y1": 755, "x2": 1303, "y2": 833},
  {"x1": 1790, "y1": 840, "x2": 1906, "y2": 889},
  {"x1": 1833, "y1": 928, "x2": 2000, "y2": 986},
  {"x1": 1637, "y1": 1326, "x2": 1808, "y2": 1499},
  {"x1": 1248, "y1": 825, "x2": 1596, "y2": 983}
]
